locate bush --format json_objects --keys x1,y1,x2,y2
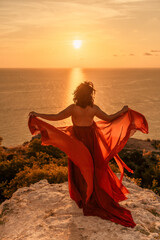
[
  {"x1": 27, "y1": 138, "x2": 66, "y2": 159},
  {"x1": 0, "y1": 137, "x2": 68, "y2": 202},
  {"x1": 0, "y1": 156, "x2": 34, "y2": 182},
  {"x1": 0, "y1": 136, "x2": 160, "y2": 202},
  {"x1": 3, "y1": 164, "x2": 68, "y2": 199}
]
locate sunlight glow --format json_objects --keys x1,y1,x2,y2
[
  {"x1": 67, "y1": 68, "x2": 85, "y2": 104},
  {"x1": 73, "y1": 40, "x2": 82, "y2": 49}
]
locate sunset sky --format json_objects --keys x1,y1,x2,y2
[{"x1": 0, "y1": 0, "x2": 160, "y2": 68}]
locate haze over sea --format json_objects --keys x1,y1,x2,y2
[{"x1": 0, "y1": 68, "x2": 159, "y2": 147}]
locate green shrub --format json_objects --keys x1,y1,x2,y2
[
  {"x1": 0, "y1": 135, "x2": 160, "y2": 202},
  {"x1": 0, "y1": 137, "x2": 69, "y2": 201},
  {"x1": 27, "y1": 138, "x2": 66, "y2": 159},
  {"x1": 0, "y1": 156, "x2": 34, "y2": 182},
  {"x1": 3, "y1": 164, "x2": 68, "y2": 199}
]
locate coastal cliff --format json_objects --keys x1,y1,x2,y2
[
  {"x1": 0, "y1": 174, "x2": 160, "y2": 240},
  {"x1": 0, "y1": 137, "x2": 160, "y2": 240}
]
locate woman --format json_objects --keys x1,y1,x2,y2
[
  {"x1": 28, "y1": 81, "x2": 148, "y2": 228},
  {"x1": 29, "y1": 82, "x2": 128, "y2": 125}
]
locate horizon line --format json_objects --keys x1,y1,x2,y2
[{"x1": 0, "y1": 67, "x2": 160, "y2": 70}]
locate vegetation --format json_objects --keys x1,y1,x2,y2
[
  {"x1": 0, "y1": 137, "x2": 68, "y2": 203},
  {"x1": 118, "y1": 148, "x2": 160, "y2": 194},
  {"x1": 108, "y1": 143, "x2": 160, "y2": 196},
  {"x1": 0, "y1": 136, "x2": 159, "y2": 203}
]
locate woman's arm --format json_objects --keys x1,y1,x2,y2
[
  {"x1": 94, "y1": 105, "x2": 128, "y2": 122},
  {"x1": 29, "y1": 104, "x2": 74, "y2": 121}
]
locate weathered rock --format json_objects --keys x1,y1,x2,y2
[{"x1": 0, "y1": 175, "x2": 160, "y2": 240}]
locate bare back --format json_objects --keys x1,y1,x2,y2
[
  {"x1": 72, "y1": 104, "x2": 96, "y2": 126},
  {"x1": 31, "y1": 103, "x2": 125, "y2": 124}
]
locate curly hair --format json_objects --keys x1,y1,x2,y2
[{"x1": 73, "y1": 81, "x2": 96, "y2": 108}]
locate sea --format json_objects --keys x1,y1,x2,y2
[{"x1": 0, "y1": 68, "x2": 160, "y2": 147}]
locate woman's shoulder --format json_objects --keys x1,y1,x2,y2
[
  {"x1": 68, "y1": 103, "x2": 76, "y2": 109},
  {"x1": 93, "y1": 104, "x2": 100, "y2": 111}
]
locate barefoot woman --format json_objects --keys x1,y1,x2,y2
[{"x1": 28, "y1": 81, "x2": 148, "y2": 228}]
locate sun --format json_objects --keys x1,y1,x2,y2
[{"x1": 73, "y1": 40, "x2": 82, "y2": 49}]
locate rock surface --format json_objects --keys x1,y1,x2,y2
[{"x1": 0, "y1": 175, "x2": 160, "y2": 240}]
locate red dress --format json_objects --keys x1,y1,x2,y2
[{"x1": 28, "y1": 108, "x2": 148, "y2": 228}]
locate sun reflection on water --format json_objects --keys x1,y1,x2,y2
[{"x1": 67, "y1": 68, "x2": 86, "y2": 105}]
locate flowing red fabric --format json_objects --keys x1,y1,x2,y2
[{"x1": 28, "y1": 108, "x2": 148, "y2": 228}]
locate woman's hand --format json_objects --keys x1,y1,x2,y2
[
  {"x1": 121, "y1": 105, "x2": 128, "y2": 114},
  {"x1": 28, "y1": 111, "x2": 39, "y2": 117}
]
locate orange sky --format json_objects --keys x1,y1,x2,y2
[{"x1": 0, "y1": 0, "x2": 160, "y2": 68}]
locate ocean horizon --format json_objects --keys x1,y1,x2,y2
[{"x1": 0, "y1": 67, "x2": 160, "y2": 147}]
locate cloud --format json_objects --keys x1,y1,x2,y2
[
  {"x1": 0, "y1": 0, "x2": 149, "y2": 40},
  {"x1": 113, "y1": 53, "x2": 135, "y2": 57},
  {"x1": 112, "y1": 0, "x2": 144, "y2": 3},
  {"x1": 151, "y1": 50, "x2": 160, "y2": 53},
  {"x1": 144, "y1": 51, "x2": 160, "y2": 56},
  {"x1": 144, "y1": 52, "x2": 153, "y2": 56},
  {"x1": 0, "y1": 0, "x2": 128, "y2": 41}
]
